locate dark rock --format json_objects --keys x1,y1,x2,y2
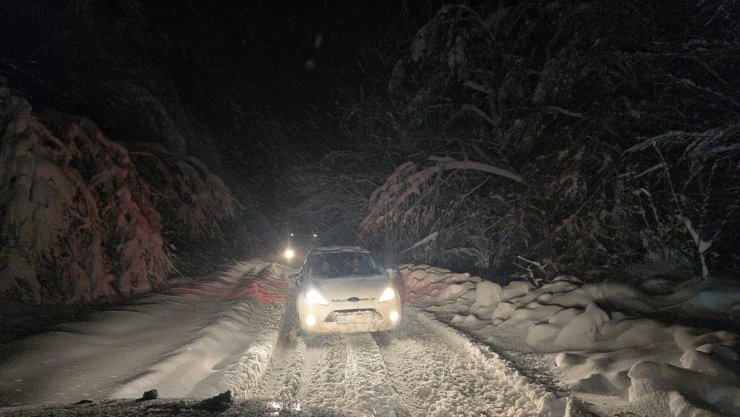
[
  {"x1": 138, "y1": 389, "x2": 159, "y2": 401},
  {"x1": 195, "y1": 390, "x2": 232, "y2": 412},
  {"x1": 75, "y1": 399, "x2": 94, "y2": 404}
]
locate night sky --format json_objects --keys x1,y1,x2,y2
[{"x1": 1, "y1": 1, "x2": 442, "y2": 140}]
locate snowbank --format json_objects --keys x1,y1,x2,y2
[
  {"x1": 399, "y1": 266, "x2": 740, "y2": 417},
  {"x1": 398, "y1": 264, "x2": 481, "y2": 311}
]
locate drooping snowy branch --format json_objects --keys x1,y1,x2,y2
[
  {"x1": 0, "y1": 92, "x2": 238, "y2": 304},
  {"x1": 359, "y1": 0, "x2": 739, "y2": 279}
]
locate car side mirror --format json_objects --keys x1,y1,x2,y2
[
  {"x1": 290, "y1": 273, "x2": 303, "y2": 285},
  {"x1": 385, "y1": 268, "x2": 397, "y2": 278}
]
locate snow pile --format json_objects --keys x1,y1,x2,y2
[
  {"x1": 0, "y1": 91, "x2": 237, "y2": 305},
  {"x1": 500, "y1": 277, "x2": 740, "y2": 416},
  {"x1": 491, "y1": 279, "x2": 739, "y2": 417},
  {"x1": 399, "y1": 266, "x2": 740, "y2": 417},
  {"x1": 398, "y1": 264, "x2": 480, "y2": 310}
]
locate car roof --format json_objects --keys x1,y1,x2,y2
[{"x1": 308, "y1": 246, "x2": 369, "y2": 255}]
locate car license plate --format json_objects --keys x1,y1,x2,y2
[{"x1": 335, "y1": 312, "x2": 374, "y2": 324}]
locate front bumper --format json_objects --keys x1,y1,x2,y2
[{"x1": 297, "y1": 296, "x2": 402, "y2": 334}]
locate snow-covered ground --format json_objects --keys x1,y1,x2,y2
[
  {"x1": 2, "y1": 260, "x2": 735, "y2": 417},
  {"x1": 0, "y1": 260, "x2": 587, "y2": 416},
  {"x1": 0, "y1": 260, "x2": 286, "y2": 405},
  {"x1": 399, "y1": 264, "x2": 739, "y2": 417}
]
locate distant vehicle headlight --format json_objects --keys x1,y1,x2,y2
[
  {"x1": 378, "y1": 287, "x2": 396, "y2": 302},
  {"x1": 305, "y1": 290, "x2": 328, "y2": 305},
  {"x1": 284, "y1": 249, "x2": 295, "y2": 259}
]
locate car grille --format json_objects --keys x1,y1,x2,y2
[{"x1": 330, "y1": 296, "x2": 374, "y2": 302}]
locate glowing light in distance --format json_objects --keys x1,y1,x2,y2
[
  {"x1": 306, "y1": 315, "x2": 317, "y2": 326},
  {"x1": 284, "y1": 249, "x2": 295, "y2": 259},
  {"x1": 390, "y1": 311, "x2": 400, "y2": 321}
]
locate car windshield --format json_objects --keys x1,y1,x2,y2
[{"x1": 306, "y1": 252, "x2": 382, "y2": 278}]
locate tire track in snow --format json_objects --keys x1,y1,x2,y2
[
  {"x1": 214, "y1": 263, "x2": 292, "y2": 398},
  {"x1": 342, "y1": 333, "x2": 410, "y2": 417},
  {"x1": 250, "y1": 297, "x2": 306, "y2": 404},
  {"x1": 376, "y1": 306, "x2": 580, "y2": 417},
  {"x1": 297, "y1": 336, "x2": 347, "y2": 411},
  {"x1": 376, "y1": 309, "x2": 491, "y2": 416},
  {"x1": 215, "y1": 304, "x2": 283, "y2": 399},
  {"x1": 221, "y1": 265, "x2": 580, "y2": 416},
  {"x1": 275, "y1": 339, "x2": 306, "y2": 402},
  {"x1": 251, "y1": 334, "x2": 306, "y2": 406}
]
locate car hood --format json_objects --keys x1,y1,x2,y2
[{"x1": 307, "y1": 275, "x2": 390, "y2": 300}]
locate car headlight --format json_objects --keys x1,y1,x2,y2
[
  {"x1": 305, "y1": 290, "x2": 328, "y2": 305},
  {"x1": 378, "y1": 287, "x2": 396, "y2": 302},
  {"x1": 284, "y1": 249, "x2": 295, "y2": 259}
]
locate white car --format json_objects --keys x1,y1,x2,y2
[{"x1": 295, "y1": 247, "x2": 402, "y2": 334}]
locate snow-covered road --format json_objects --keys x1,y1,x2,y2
[
  {"x1": 256, "y1": 302, "x2": 575, "y2": 416},
  {"x1": 0, "y1": 260, "x2": 582, "y2": 416}
]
